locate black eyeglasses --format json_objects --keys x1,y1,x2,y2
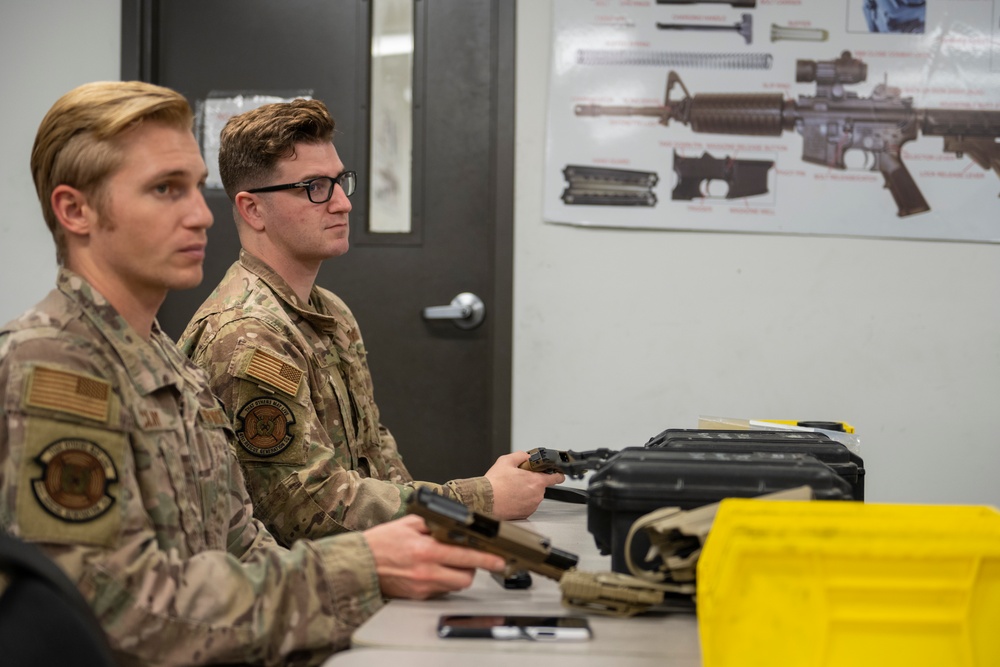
[{"x1": 246, "y1": 171, "x2": 357, "y2": 203}]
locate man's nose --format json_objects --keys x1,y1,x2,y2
[
  {"x1": 188, "y1": 190, "x2": 214, "y2": 229},
  {"x1": 328, "y1": 183, "x2": 353, "y2": 213}
]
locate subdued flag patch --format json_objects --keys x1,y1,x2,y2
[
  {"x1": 26, "y1": 366, "x2": 110, "y2": 422},
  {"x1": 245, "y1": 348, "x2": 303, "y2": 397}
]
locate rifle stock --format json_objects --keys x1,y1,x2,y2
[{"x1": 942, "y1": 136, "x2": 1000, "y2": 182}]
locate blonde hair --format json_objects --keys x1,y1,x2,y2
[
  {"x1": 31, "y1": 81, "x2": 194, "y2": 264},
  {"x1": 218, "y1": 98, "x2": 335, "y2": 201}
]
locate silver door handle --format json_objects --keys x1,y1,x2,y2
[{"x1": 422, "y1": 292, "x2": 486, "y2": 330}]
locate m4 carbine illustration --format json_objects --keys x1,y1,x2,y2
[{"x1": 575, "y1": 50, "x2": 1000, "y2": 217}]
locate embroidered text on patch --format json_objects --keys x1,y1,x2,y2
[
  {"x1": 26, "y1": 367, "x2": 110, "y2": 422},
  {"x1": 245, "y1": 348, "x2": 303, "y2": 397},
  {"x1": 32, "y1": 439, "x2": 118, "y2": 521},
  {"x1": 236, "y1": 397, "x2": 296, "y2": 457}
]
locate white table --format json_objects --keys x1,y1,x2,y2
[
  {"x1": 324, "y1": 648, "x2": 671, "y2": 666},
  {"x1": 323, "y1": 499, "x2": 702, "y2": 665}
]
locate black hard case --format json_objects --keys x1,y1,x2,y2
[
  {"x1": 644, "y1": 429, "x2": 865, "y2": 500},
  {"x1": 586, "y1": 447, "x2": 854, "y2": 574}
]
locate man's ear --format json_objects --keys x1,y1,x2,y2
[
  {"x1": 50, "y1": 184, "x2": 96, "y2": 237},
  {"x1": 234, "y1": 191, "x2": 267, "y2": 232}
]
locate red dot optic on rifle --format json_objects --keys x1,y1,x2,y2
[{"x1": 795, "y1": 50, "x2": 868, "y2": 85}]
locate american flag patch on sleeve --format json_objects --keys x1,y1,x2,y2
[
  {"x1": 25, "y1": 366, "x2": 110, "y2": 422},
  {"x1": 245, "y1": 348, "x2": 303, "y2": 397}
]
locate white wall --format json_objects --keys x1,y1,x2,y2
[
  {"x1": 513, "y1": 1, "x2": 1000, "y2": 506},
  {"x1": 3, "y1": 1, "x2": 998, "y2": 506},
  {"x1": 0, "y1": 0, "x2": 121, "y2": 323}
]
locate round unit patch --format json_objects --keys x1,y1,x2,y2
[
  {"x1": 32, "y1": 439, "x2": 118, "y2": 522},
  {"x1": 236, "y1": 397, "x2": 296, "y2": 457}
]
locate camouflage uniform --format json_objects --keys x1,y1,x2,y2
[
  {"x1": 0, "y1": 269, "x2": 383, "y2": 666},
  {"x1": 179, "y1": 251, "x2": 493, "y2": 543}
]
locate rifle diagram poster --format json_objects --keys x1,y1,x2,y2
[{"x1": 543, "y1": 0, "x2": 1000, "y2": 242}]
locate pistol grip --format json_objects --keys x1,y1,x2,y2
[
  {"x1": 671, "y1": 176, "x2": 705, "y2": 201},
  {"x1": 880, "y1": 153, "x2": 929, "y2": 217}
]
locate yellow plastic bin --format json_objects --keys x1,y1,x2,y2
[{"x1": 697, "y1": 499, "x2": 1000, "y2": 667}]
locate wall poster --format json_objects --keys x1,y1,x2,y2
[
  {"x1": 543, "y1": 0, "x2": 1000, "y2": 242},
  {"x1": 197, "y1": 92, "x2": 312, "y2": 191}
]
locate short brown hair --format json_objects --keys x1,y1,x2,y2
[
  {"x1": 31, "y1": 80, "x2": 193, "y2": 264},
  {"x1": 218, "y1": 98, "x2": 335, "y2": 201}
]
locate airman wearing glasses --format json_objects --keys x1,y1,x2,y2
[
  {"x1": 1, "y1": 83, "x2": 505, "y2": 665},
  {"x1": 180, "y1": 99, "x2": 562, "y2": 546}
]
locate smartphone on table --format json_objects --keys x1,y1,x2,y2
[{"x1": 437, "y1": 614, "x2": 592, "y2": 641}]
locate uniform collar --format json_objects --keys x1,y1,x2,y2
[
  {"x1": 238, "y1": 250, "x2": 348, "y2": 339},
  {"x1": 56, "y1": 268, "x2": 189, "y2": 395}
]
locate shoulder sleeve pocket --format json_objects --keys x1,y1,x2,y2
[
  {"x1": 225, "y1": 340, "x2": 309, "y2": 466},
  {"x1": 15, "y1": 417, "x2": 125, "y2": 549}
]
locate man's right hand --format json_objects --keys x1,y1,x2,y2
[
  {"x1": 363, "y1": 515, "x2": 505, "y2": 599},
  {"x1": 486, "y1": 451, "x2": 565, "y2": 520}
]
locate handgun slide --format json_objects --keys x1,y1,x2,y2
[
  {"x1": 407, "y1": 487, "x2": 686, "y2": 617},
  {"x1": 407, "y1": 487, "x2": 578, "y2": 581},
  {"x1": 518, "y1": 447, "x2": 617, "y2": 477}
]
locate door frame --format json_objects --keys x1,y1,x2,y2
[{"x1": 120, "y1": 0, "x2": 515, "y2": 463}]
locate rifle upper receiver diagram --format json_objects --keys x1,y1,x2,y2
[{"x1": 543, "y1": 0, "x2": 1000, "y2": 242}]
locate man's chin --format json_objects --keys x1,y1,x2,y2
[
  {"x1": 314, "y1": 242, "x2": 349, "y2": 261},
  {"x1": 330, "y1": 239, "x2": 350, "y2": 257},
  {"x1": 170, "y1": 270, "x2": 204, "y2": 291}
]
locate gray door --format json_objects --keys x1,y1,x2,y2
[{"x1": 122, "y1": 0, "x2": 514, "y2": 483}]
